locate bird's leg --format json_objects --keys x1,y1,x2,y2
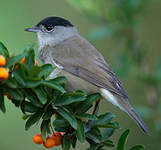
[
  {"x1": 87, "y1": 99, "x2": 101, "y2": 128},
  {"x1": 92, "y1": 99, "x2": 101, "y2": 115}
]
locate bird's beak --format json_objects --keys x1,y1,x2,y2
[{"x1": 25, "y1": 26, "x2": 40, "y2": 32}]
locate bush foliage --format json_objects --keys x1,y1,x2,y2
[{"x1": 0, "y1": 42, "x2": 145, "y2": 150}]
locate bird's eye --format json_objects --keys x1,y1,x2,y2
[{"x1": 45, "y1": 25, "x2": 54, "y2": 32}]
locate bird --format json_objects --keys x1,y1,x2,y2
[{"x1": 25, "y1": 16, "x2": 150, "y2": 135}]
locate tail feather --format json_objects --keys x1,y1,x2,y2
[
  {"x1": 125, "y1": 106, "x2": 151, "y2": 135},
  {"x1": 100, "y1": 88, "x2": 150, "y2": 135}
]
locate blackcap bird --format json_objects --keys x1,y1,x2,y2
[{"x1": 25, "y1": 16, "x2": 150, "y2": 134}]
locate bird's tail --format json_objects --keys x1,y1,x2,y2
[
  {"x1": 100, "y1": 88, "x2": 150, "y2": 135},
  {"x1": 123, "y1": 103, "x2": 150, "y2": 135}
]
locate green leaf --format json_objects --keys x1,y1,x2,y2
[
  {"x1": 87, "y1": 143, "x2": 100, "y2": 150},
  {"x1": 5, "y1": 88, "x2": 24, "y2": 101},
  {"x1": 41, "y1": 120, "x2": 51, "y2": 140},
  {"x1": 42, "y1": 107, "x2": 53, "y2": 120},
  {"x1": 5, "y1": 77, "x2": 18, "y2": 88},
  {"x1": 13, "y1": 67, "x2": 26, "y2": 86},
  {"x1": 55, "y1": 92, "x2": 86, "y2": 106},
  {"x1": 20, "y1": 100, "x2": 26, "y2": 114},
  {"x1": 0, "y1": 42, "x2": 9, "y2": 58},
  {"x1": 30, "y1": 66, "x2": 41, "y2": 77},
  {"x1": 117, "y1": 129, "x2": 130, "y2": 150},
  {"x1": 25, "y1": 111, "x2": 43, "y2": 130},
  {"x1": 23, "y1": 90, "x2": 43, "y2": 108},
  {"x1": 109, "y1": 122, "x2": 120, "y2": 128},
  {"x1": 86, "y1": 128, "x2": 102, "y2": 143},
  {"x1": 76, "y1": 93, "x2": 100, "y2": 114},
  {"x1": 24, "y1": 101, "x2": 39, "y2": 113},
  {"x1": 95, "y1": 122, "x2": 120, "y2": 128},
  {"x1": 25, "y1": 78, "x2": 41, "y2": 88},
  {"x1": 53, "y1": 119, "x2": 69, "y2": 128},
  {"x1": 41, "y1": 80, "x2": 66, "y2": 93},
  {"x1": 6, "y1": 53, "x2": 26, "y2": 67},
  {"x1": 71, "y1": 135, "x2": 77, "y2": 149},
  {"x1": 102, "y1": 139, "x2": 115, "y2": 147},
  {"x1": 76, "y1": 113, "x2": 96, "y2": 120},
  {"x1": 39, "y1": 64, "x2": 54, "y2": 78},
  {"x1": 93, "y1": 113, "x2": 115, "y2": 127},
  {"x1": 76, "y1": 120, "x2": 85, "y2": 142},
  {"x1": 102, "y1": 128, "x2": 115, "y2": 141},
  {"x1": 33, "y1": 87, "x2": 47, "y2": 104},
  {"x1": 51, "y1": 76, "x2": 68, "y2": 85},
  {"x1": 0, "y1": 91, "x2": 6, "y2": 113},
  {"x1": 129, "y1": 145, "x2": 144, "y2": 150},
  {"x1": 44, "y1": 86, "x2": 55, "y2": 99},
  {"x1": 86, "y1": 133, "x2": 100, "y2": 143},
  {"x1": 25, "y1": 48, "x2": 35, "y2": 69},
  {"x1": 62, "y1": 135, "x2": 71, "y2": 150},
  {"x1": 57, "y1": 107, "x2": 77, "y2": 129}
]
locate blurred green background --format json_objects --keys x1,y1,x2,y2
[{"x1": 0, "y1": 0, "x2": 161, "y2": 150}]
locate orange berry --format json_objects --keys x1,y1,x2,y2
[
  {"x1": 20, "y1": 57, "x2": 25, "y2": 64},
  {"x1": 50, "y1": 132, "x2": 62, "y2": 146},
  {"x1": 43, "y1": 137, "x2": 55, "y2": 148},
  {"x1": 0, "y1": 67, "x2": 9, "y2": 80},
  {"x1": 0, "y1": 55, "x2": 6, "y2": 66},
  {"x1": 34, "y1": 60, "x2": 38, "y2": 66},
  {"x1": 4, "y1": 93, "x2": 12, "y2": 100},
  {"x1": 33, "y1": 134, "x2": 44, "y2": 144}
]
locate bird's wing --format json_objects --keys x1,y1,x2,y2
[{"x1": 50, "y1": 35, "x2": 129, "y2": 99}]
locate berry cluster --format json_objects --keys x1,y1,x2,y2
[
  {"x1": 1, "y1": 56, "x2": 38, "y2": 101},
  {"x1": 15, "y1": 56, "x2": 38, "y2": 69},
  {"x1": 33, "y1": 132, "x2": 65, "y2": 148},
  {"x1": 0, "y1": 55, "x2": 9, "y2": 81}
]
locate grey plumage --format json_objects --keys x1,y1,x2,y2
[{"x1": 39, "y1": 35, "x2": 150, "y2": 135}]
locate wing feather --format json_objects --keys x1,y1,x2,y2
[{"x1": 50, "y1": 35, "x2": 129, "y2": 99}]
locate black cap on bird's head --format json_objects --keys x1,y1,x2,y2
[
  {"x1": 25, "y1": 16, "x2": 74, "y2": 33},
  {"x1": 36, "y1": 17, "x2": 73, "y2": 28}
]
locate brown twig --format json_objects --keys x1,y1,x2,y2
[{"x1": 87, "y1": 99, "x2": 101, "y2": 128}]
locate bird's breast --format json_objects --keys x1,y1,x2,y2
[{"x1": 50, "y1": 68, "x2": 98, "y2": 93}]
